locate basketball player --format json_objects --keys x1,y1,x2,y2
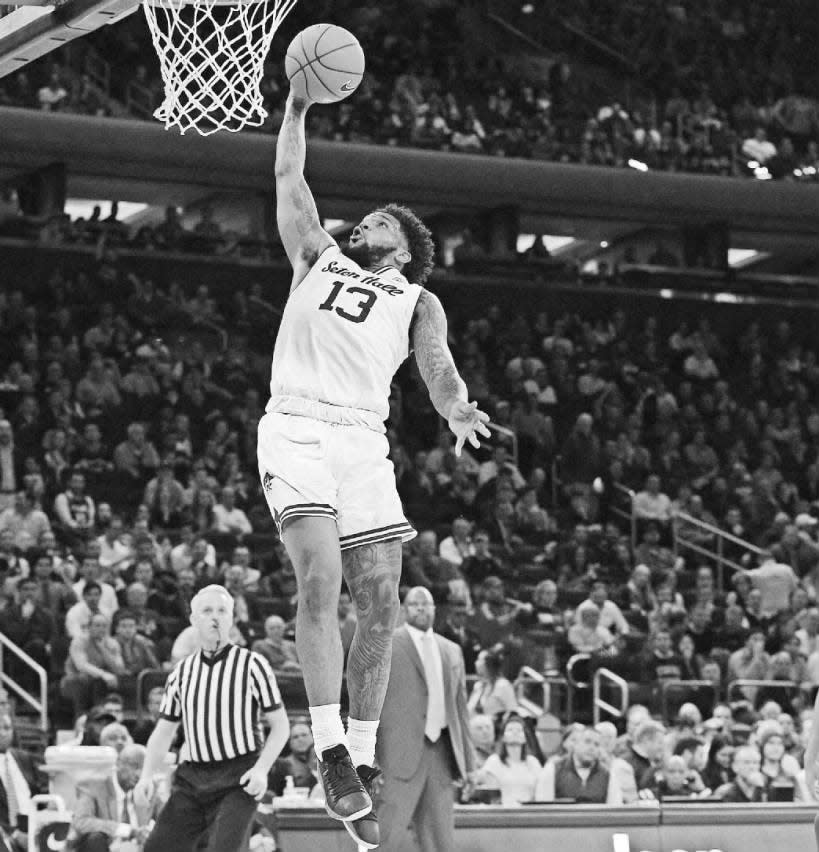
[{"x1": 260, "y1": 89, "x2": 490, "y2": 849}]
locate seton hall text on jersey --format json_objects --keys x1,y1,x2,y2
[{"x1": 321, "y1": 259, "x2": 404, "y2": 296}]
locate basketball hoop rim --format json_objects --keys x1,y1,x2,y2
[{"x1": 143, "y1": 0, "x2": 268, "y2": 9}]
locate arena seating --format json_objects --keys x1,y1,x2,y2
[
  {"x1": 1, "y1": 0, "x2": 817, "y2": 180},
  {"x1": 0, "y1": 230, "x2": 818, "y2": 811}
]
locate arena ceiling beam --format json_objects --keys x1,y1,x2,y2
[{"x1": 0, "y1": 107, "x2": 817, "y2": 249}]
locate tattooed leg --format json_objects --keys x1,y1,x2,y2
[{"x1": 341, "y1": 538, "x2": 403, "y2": 721}]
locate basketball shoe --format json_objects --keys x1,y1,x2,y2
[
  {"x1": 343, "y1": 765, "x2": 381, "y2": 849},
  {"x1": 318, "y1": 744, "x2": 372, "y2": 821}
]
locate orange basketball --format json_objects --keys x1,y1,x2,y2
[{"x1": 285, "y1": 24, "x2": 365, "y2": 104}]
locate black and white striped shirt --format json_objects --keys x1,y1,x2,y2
[{"x1": 159, "y1": 643, "x2": 282, "y2": 763}]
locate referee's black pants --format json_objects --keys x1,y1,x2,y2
[{"x1": 145, "y1": 753, "x2": 259, "y2": 852}]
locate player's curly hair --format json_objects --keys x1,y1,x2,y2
[{"x1": 376, "y1": 203, "x2": 436, "y2": 286}]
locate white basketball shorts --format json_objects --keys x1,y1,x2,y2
[{"x1": 257, "y1": 404, "x2": 416, "y2": 551}]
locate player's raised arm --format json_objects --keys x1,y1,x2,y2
[
  {"x1": 411, "y1": 289, "x2": 491, "y2": 456},
  {"x1": 274, "y1": 93, "x2": 335, "y2": 288}
]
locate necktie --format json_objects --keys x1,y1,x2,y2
[
  {"x1": 2, "y1": 754, "x2": 19, "y2": 827},
  {"x1": 420, "y1": 633, "x2": 446, "y2": 742},
  {"x1": 121, "y1": 791, "x2": 131, "y2": 825}
]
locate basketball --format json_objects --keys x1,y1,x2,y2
[{"x1": 285, "y1": 24, "x2": 365, "y2": 105}]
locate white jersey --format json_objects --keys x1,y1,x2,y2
[{"x1": 268, "y1": 245, "x2": 422, "y2": 425}]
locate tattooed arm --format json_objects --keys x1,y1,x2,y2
[
  {"x1": 411, "y1": 289, "x2": 491, "y2": 455},
  {"x1": 275, "y1": 93, "x2": 335, "y2": 290}
]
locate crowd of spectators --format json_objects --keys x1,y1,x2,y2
[
  {"x1": 1, "y1": 1, "x2": 818, "y2": 180},
  {"x1": 1, "y1": 231, "x2": 819, "y2": 821}
]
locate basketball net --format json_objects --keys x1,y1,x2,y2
[{"x1": 142, "y1": 0, "x2": 298, "y2": 136}]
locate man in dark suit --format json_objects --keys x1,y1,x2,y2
[
  {"x1": 0, "y1": 576, "x2": 55, "y2": 692},
  {"x1": 370, "y1": 586, "x2": 475, "y2": 852},
  {"x1": 0, "y1": 711, "x2": 45, "y2": 852},
  {"x1": 72, "y1": 743, "x2": 162, "y2": 852}
]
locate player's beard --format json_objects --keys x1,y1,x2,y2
[{"x1": 344, "y1": 239, "x2": 390, "y2": 270}]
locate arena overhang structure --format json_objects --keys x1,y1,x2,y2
[{"x1": 0, "y1": 106, "x2": 817, "y2": 258}]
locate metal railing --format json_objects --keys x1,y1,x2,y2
[
  {"x1": 611, "y1": 483, "x2": 636, "y2": 548},
  {"x1": 726, "y1": 679, "x2": 803, "y2": 704},
  {"x1": 660, "y1": 680, "x2": 717, "y2": 724},
  {"x1": 672, "y1": 510, "x2": 764, "y2": 591},
  {"x1": 0, "y1": 633, "x2": 48, "y2": 731},
  {"x1": 593, "y1": 667, "x2": 629, "y2": 724},
  {"x1": 514, "y1": 666, "x2": 568, "y2": 719},
  {"x1": 83, "y1": 45, "x2": 110, "y2": 97},
  {"x1": 565, "y1": 653, "x2": 591, "y2": 722},
  {"x1": 487, "y1": 422, "x2": 519, "y2": 469}
]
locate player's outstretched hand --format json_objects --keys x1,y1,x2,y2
[
  {"x1": 240, "y1": 765, "x2": 269, "y2": 801},
  {"x1": 448, "y1": 400, "x2": 491, "y2": 457}
]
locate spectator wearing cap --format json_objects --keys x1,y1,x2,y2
[{"x1": 0, "y1": 490, "x2": 50, "y2": 552}]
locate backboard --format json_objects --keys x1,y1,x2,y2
[{"x1": 0, "y1": 0, "x2": 137, "y2": 78}]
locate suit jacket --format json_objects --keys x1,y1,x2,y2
[
  {"x1": 376, "y1": 625, "x2": 475, "y2": 782},
  {"x1": 0, "y1": 604, "x2": 55, "y2": 647},
  {"x1": 72, "y1": 778, "x2": 161, "y2": 839},
  {"x1": 0, "y1": 749, "x2": 43, "y2": 831}
]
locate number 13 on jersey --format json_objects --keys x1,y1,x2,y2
[{"x1": 318, "y1": 280, "x2": 376, "y2": 324}]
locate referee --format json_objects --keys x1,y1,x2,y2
[{"x1": 134, "y1": 585, "x2": 289, "y2": 852}]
